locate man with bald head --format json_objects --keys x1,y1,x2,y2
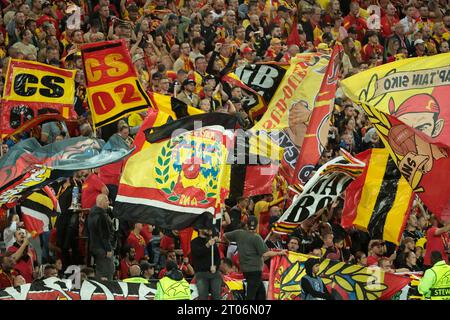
[
  {"x1": 86, "y1": 194, "x2": 115, "y2": 281},
  {"x1": 123, "y1": 264, "x2": 149, "y2": 284}
]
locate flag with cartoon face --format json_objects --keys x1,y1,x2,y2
[{"x1": 341, "y1": 54, "x2": 450, "y2": 218}]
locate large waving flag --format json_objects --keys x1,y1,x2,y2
[
  {"x1": 1, "y1": 59, "x2": 76, "y2": 135},
  {"x1": 272, "y1": 150, "x2": 365, "y2": 234},
  {"x1": 81, "y1": 39, "x2": 151, "y2": 129},
  {"x1": 114, "y1": 111, "x2": 238, "y2": 229},
  {"x1": 0, "y1": 137, "x2": 132, "y2": 208},
  {"x1": 250, "y1": 53, "x2": 330, "y2": 183},
  {"x1": 292, "y1": 45, "x2": 343, "y2": 185},
  {"x1": 342, "y1": 148, "x2": 414, "y2": 245},
  {"x1": 268, "y1": 252, "x2": 411, "y2": 300},
  {"x1": 341, "y1": 53, "x2": 450, "y2": 218}
]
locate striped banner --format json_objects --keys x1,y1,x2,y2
[{"x1": 342, "y1": 148, "x2": 414, "y2": 245}]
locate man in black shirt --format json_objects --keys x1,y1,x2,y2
[
  {"x1": 225, "y1": 197, "x2": 249, "y2": 232},
  {"x1": 191, "y1": 224, "x2": 221, "y2": 300},
  {"x1": 201, "y1": 12, "x2": 216, "y2": 54}
]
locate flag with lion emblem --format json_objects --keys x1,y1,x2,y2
[
  {"x1": 341, "y1": 54, "x2": 450, "y2": 218},
  {"x1": 268, "y1": 252, "x2": 411, "y2": 300},
  {"x1": 114, "y1": 110, "x2": 238, "y2": 229}
]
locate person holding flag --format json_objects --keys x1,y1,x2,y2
[{"x1": 190, "y1": 218, "x2": 222, "y2": 300}]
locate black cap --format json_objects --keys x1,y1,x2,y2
[
  {"x1": 42, "y1": 1, "x2": 52, "y2": 8},
  {"x1": 183, "y1": 79, "x2": 196, "y2": 86},
  {"x1": 247, "y1": 216, "x2": 258, "y2": 231}
]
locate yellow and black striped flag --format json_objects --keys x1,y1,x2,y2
[
  {"x1": 21, "y1": 186, "x2": 59, "y2": 237},
  {"x1": 342, "y1": 148, "x2": 414, "y2": 245}
]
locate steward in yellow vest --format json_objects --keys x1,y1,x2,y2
[
  {"x1": 419, "y1": 251, "x2": 450, "y2": 300},
  {"x1": 155, "y1": 261, "x2": 191, "y2": 300}
]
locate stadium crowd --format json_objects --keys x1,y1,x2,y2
[{"x1": 0, "y1": 0, "x2": 450, "y2": 300}]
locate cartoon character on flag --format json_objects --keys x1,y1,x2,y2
[{"x1": 386, "y1": 87, "x2": 448, "y2": 190}]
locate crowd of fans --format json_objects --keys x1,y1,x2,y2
[{"x1": 0, "y1": 0, "x2": 450, "y2": 300}]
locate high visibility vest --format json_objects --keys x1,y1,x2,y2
[
  {"x1": 429, "y1": 263, "x2": 450, "y2": 300},
  {"x1": 155, "y1": 277, "x2": 191, "y2": 300},
  {"x1": 122, "y1": 277, "x2": 149, "y2": 284}
]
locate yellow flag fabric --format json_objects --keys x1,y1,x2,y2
[
  {"x1": 343, "y1": 148, "x2": 413, "y2": 245},
  {"x1": 252, "y1": 53, "x2": 329, "y2": 131}
]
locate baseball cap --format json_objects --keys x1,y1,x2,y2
[
  {"x1": 247, "y1": 216, "x2": 258, "y2": 231},
  {"x1": 414, "y1": 38, "x2": 425, "y2": 46},
  {"x1": 42, "y1": 1, "x2": 51, "y2": 8},
  {"x1": 183, "y1": 78, "x2": 196, "y2": 86}
]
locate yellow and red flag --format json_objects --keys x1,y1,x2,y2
[
  {"x1": 342, "y1": 148, "x2": 414, "y2": 245},
  {"x1": 341, "y1": 53, "x2": 450, "y2": 218},
  {"x1": 81, "y1": 39, "x2": 151, "y2": 129},
  {"x1": 268, "y1": 251, "x2": 412, "y2": 300},
  {"x1": 1, "y1": 59, "x2": 76, "y2": 135},
  {"x1": 250, "y1": 53, "x2": 331, "y2": 184},
  {"x1": 114, "y1": 111, "x2": 237, "y2": 229},
  {"x1": 292, "y1": 44, "x2": 343, "y2": 185}
]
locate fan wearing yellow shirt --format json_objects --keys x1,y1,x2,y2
[{"x1": 254, "y1": 194, "x2": 284, "y2": 239}]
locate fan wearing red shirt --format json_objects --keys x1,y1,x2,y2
[
  {"x1": 362, "y1": 31, "x2": 384, "y2": 63},
  {"x1": 119, "y1": 245, "x2": 137, "y2": 280},
  {"x1": 0, "y1": 254, "x2": 18, "y2": 289},
  {"x1": 381, "y1": 3, "x2": 399, "y2": 38},
  {"x1": 7, "y1": 230, "x2": 37, "y2": 283},
  {"x1": 160, "y1": 230, "x2": 184, "y2": 257},
  {"x1": 366, "y1": 240, "x2": 385, "y2": 266},
  {"x1": 158, "y1": 250, "x2": 194, "y2": 278},
  {"x1": 127, "y1": 223, "x2": 147, "y2": 263},
  {"x1": 81, "y1": 169, "x2": 109, "y2": 210},
  {"x1": 424, "y1": 216, "x2": 450, "y2": 267},
  {"x1": 343, "y1": 2, "x2": 367, "y2": 42}
]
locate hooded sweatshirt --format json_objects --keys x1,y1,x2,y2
[{"x1": 300, "y1": 258, "x2": 333, "y2": 300}]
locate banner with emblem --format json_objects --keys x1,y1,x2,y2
[
  {"x1": 81, "y1": 39, "x2": 151, "y2": 129},
  {"x1": 341, "y1": 53, "x2": 450, "y2": 218},
  {"x1": 1, "y1": 59, "x2": 76, "y2": 135},
  {"x1": 114, "y1": 111, "x2": 238, "y2": 229},
  {"x1": 268, "y1": 252, "x2": 411, "y2": 300}
]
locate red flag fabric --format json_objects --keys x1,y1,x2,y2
[
  {"x1": 243, "y1": 164, "x2": 278, "y2": 198},
  {"x1": 292, "y1": 44, "x2": 343, "y2": 185},
  {"x1": 268, "y1": 252, "x2": 412, "y2": 300},
  {"x1": 286, "y1": 19, "x2": 300, "y2": 47}
]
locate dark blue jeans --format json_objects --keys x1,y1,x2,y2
[{"x1": 195, "y1": 271, "x2": 223, "y2": 300}]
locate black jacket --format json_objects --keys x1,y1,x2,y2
[
  {"x1": 86, "y1": 206, "x2": 114, "y2": 256},
  {"x1": 190, "y1": 236, "x2": 220, "y2": 273}
]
